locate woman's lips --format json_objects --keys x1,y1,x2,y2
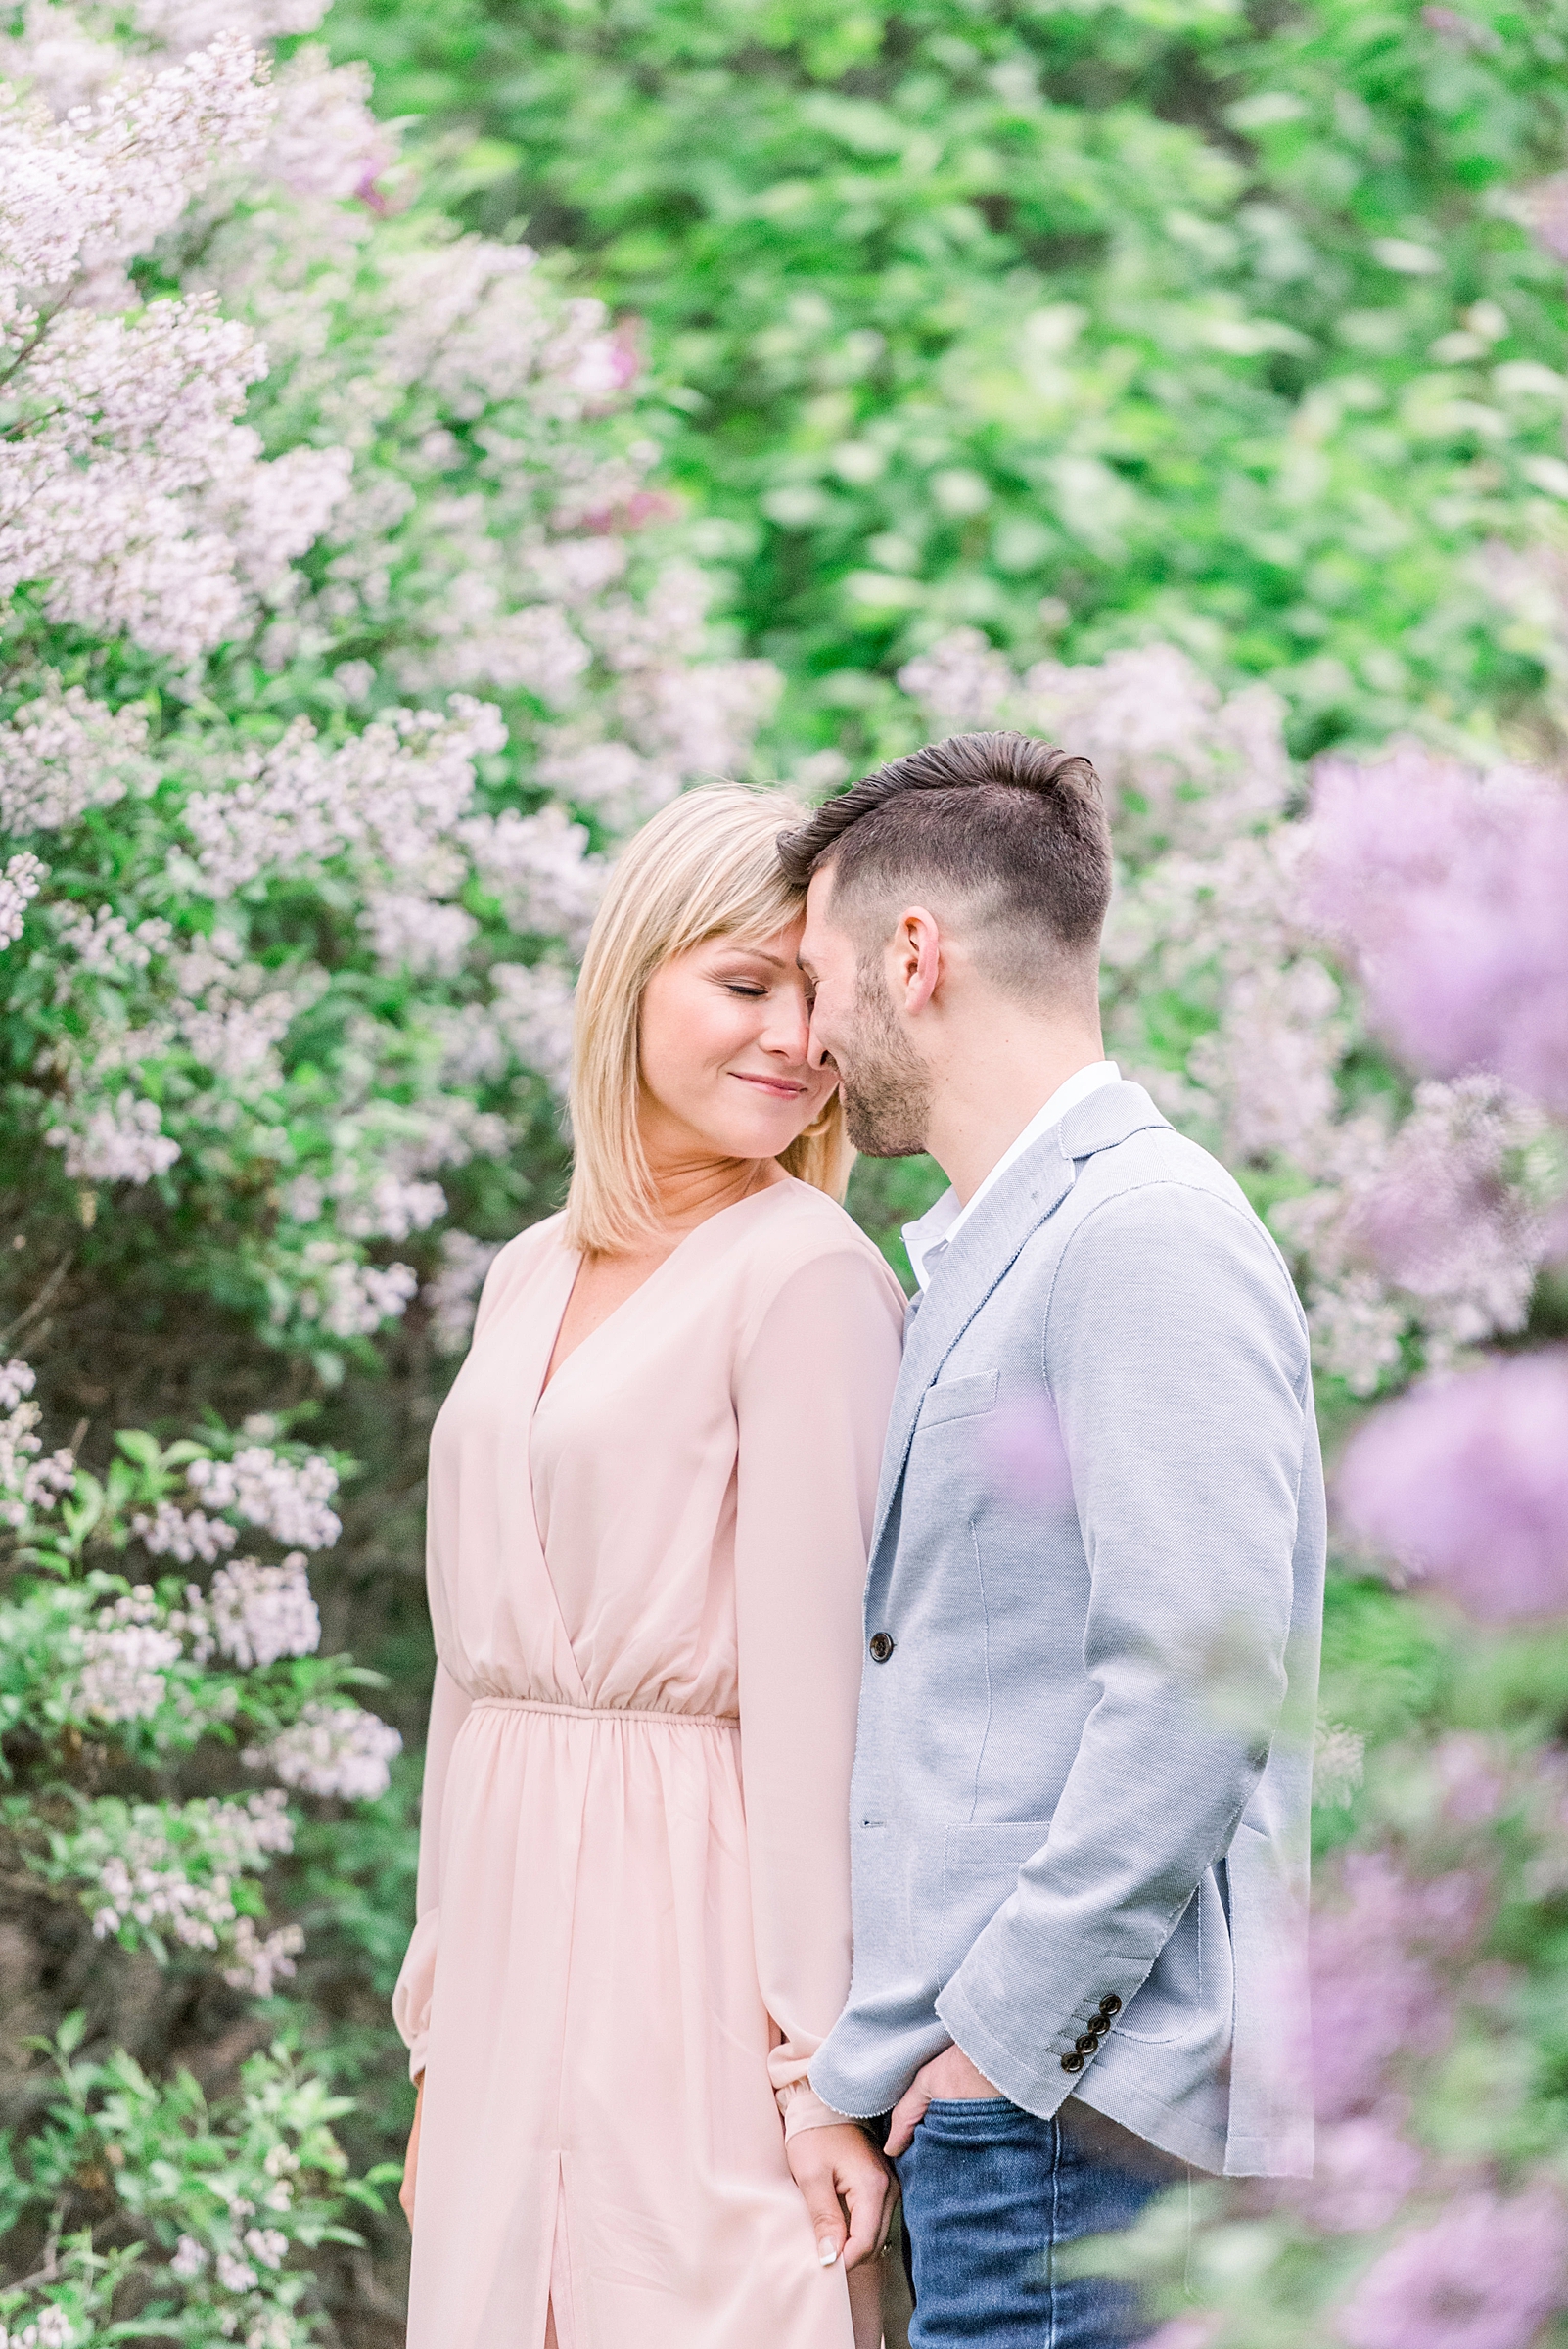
[{"x1": 731, "y1": 1072, "x2": 808, "y2": 1100}]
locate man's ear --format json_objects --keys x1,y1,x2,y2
[{"x1": 892, "y1": 906, "x2": 943, "y2": 1017}]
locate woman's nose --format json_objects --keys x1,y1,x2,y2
[{"x1": 761, "y1": 992, "x2": 812, "y2": 1064}]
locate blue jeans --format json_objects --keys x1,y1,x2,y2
[{"x1": 895, "y1": 2099, "x2": 1162, "y2": 2347}]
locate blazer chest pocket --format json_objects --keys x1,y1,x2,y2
[{"x1": 916, "y1": 1370, "x2": 999, "y2": 1430}]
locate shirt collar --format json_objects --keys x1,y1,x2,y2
[{"x1": 901, "y1": 1060, "x2": 1121, "y2": 1292}]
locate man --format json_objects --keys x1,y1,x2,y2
[{"x1": 782, "y1": 733, "x2": 1324, "y2": 2346}]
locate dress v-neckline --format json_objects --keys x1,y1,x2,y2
[{"x1": 534, "y1": 1178, "x2": 794, "y2": 1406}]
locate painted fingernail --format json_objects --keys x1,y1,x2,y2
[{"x1": 817, "y1": 2238, "x2": 839, "y2": 2267}]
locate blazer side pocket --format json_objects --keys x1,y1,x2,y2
[
  {"x1": 916, "y1": 1370, "x2": 999, "y2": 1429},
  {"x1": 938, "y1": 1818, "x2": 1051, "y2": 1983}
]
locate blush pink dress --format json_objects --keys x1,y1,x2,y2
[{"x1": 393, "y1": 1178, "x2": 906, "y2": 2349}]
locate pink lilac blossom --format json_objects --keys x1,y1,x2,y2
[
  {"x1": 1335, "y1": 1351, "x2": 1568, "y2": 1621},
  {"x1": 0, "y1": 32, "x2": 272, "y2": 293},
  {"x1": 1304, "y1": 748, "x2": 1568, "y2": 1116},
  {"x1": 1335, "y1": 2186, "x2": 1568, "y2": 2349},
  {"x1": 1431, "y1": 1732, "x2": 1510, "y2": 1827},
  {"x1": 0, "y1": 38, "x2": 348, "y2": 662}
]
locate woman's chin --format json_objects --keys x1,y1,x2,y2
[{"x1": 700, "y1": 1115, "x2": 813, "y2": 1164}]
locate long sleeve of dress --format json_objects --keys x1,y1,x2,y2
[
  {"x1": 392, "y1": 1659, "x2": 474, "y2": 2082},
  {"x1": 733, "y1": 1247, "x2": 904, "y2": 2140}
]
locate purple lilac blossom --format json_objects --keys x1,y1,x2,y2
[
  {"x1": 1309, "y1": 1854, "x2": 1482, "y2": 2121},
  {"x1": 1335, "y1": 2187, "x2": 1568, "y2": 2349},
  {"x1": 980, "y1": 1395, "x2": 1076, "y2": 1509},
  {"x1": 1291, "y1": 2114, "x2": 1423, "y2": 2235},
  {"x1": 1335, "y1": 1353, "x2": 1568, "y2": 1621},
  {"x1": 1303, "y1": 749, "x2": 1568, "y2": 1116}
]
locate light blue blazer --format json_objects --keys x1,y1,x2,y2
[{"x1": 810, "y1": 1082, "x2": 1324, "y2": 2177}]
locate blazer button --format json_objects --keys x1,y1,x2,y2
[
  {"x1": 1098, "y1": 1994, "x2": 1122, "y2": 2018},
  {"x1": 868, "y1": 1633, "x2": 895, "y2": 1663},
  {"x1": 1060, "y1": 2050, "x2": 1085, "y2": 2073},
  {"x1": 1074, "y1": 2033, "x2": 1099, "y2": 2056}
]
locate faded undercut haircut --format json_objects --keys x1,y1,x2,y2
[{"x1": 777, "y1": 730, "x2": 1113, "y2": 1000}]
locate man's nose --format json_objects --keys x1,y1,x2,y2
[{"x1": 805, "y1": 1007, "x2": 836, "y2": 1072}]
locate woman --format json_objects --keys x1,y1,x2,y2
[{"x1": 393, "y1": 787, "x2": 907, "y2": 2349}]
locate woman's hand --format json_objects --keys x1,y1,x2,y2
[
  {"x1": 786, "y1": 2120, "x2": 898, "y2": 2272},
  {"x1": 399, "y1": 2075, "x2": 424, "y2": 2229}
]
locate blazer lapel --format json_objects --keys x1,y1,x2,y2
[{"x1": 870, "y1": 1082, "x2": 1173, "y2": 1558}]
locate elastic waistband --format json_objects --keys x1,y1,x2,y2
[{"x1": 469, "y1": 1694, "x2": 739, "y2": 1731}]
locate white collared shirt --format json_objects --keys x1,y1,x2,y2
[{"x1": 901, "y1": 1060, "x2": 1122, "y2": 1292}]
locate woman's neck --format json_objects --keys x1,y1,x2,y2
[{"x1": 642, "y1": 1147, "x2": 780, "y2": 1240}]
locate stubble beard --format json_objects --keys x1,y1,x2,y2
[{"x1": 837, "y1": 961, "x2": 932, "y2": 1158}]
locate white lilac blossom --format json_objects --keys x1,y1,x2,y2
[
  {"x1": 0, "y1": 853, "x2": 46, "y2": 949},
  {"x1": 185, "y1": 1446, "x2": 341, "y2": 1549},
  {"x1": 0, "y1": 689, "x2": 157, "y2": 834},
  {"x1": 0, "y1": 0, "x2": 780, "y2": 1358},
  {"x1": 0, "y1": 2312, "x2": 75, "y2": 2348},
  {"x1": 208, "y1": 1551, "x2": 320, "y2": 1668},
  {"x1": 75, "y1": 1589, "x2": 183, "y2": 1720},
  {"x1": 425, "y1": 1230, "x2": 503, "y2": 1355},
  {"x1": 84, "y1": 1791, "x2": 294, "y2": 1947},
  {"x1": 222, "y1": 1914, "x2": 305, "y2": 1995},
  {"x1": 131, "y1": 1501, "x2": 238, "y2": 1563},
  {"x1": 0, "y1": 1358, "x2": 74, "y2": 1528},
  {"x1": 251, "y1": 1700, "x2": 401, "y2": 1800},
  {"x1": 46, "y1": 1090, "x2": 182, "y2": 1183}
]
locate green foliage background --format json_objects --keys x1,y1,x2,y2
[
  {"x1": 5, "y1": 0, "x2": 1568, "y2": 2338},
  {"x1": 324, "y1": 0, "x2": 1568, "y2": 764}
]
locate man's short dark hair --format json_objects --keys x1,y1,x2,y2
[{"x1": 779, "y1": 731, "x2": 1112, "y2": 999}]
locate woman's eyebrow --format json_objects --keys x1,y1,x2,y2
[{"x1": 713, "y1": 946, "x2": 790, "y2": 970}]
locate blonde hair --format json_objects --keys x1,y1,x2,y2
[{"x1": 565, "y1": 786, "x2": 853, "y2": 1255}]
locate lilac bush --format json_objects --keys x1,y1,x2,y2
[{"x1": 0, "y1": 0, "x2": 775, "y2": 1368}]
